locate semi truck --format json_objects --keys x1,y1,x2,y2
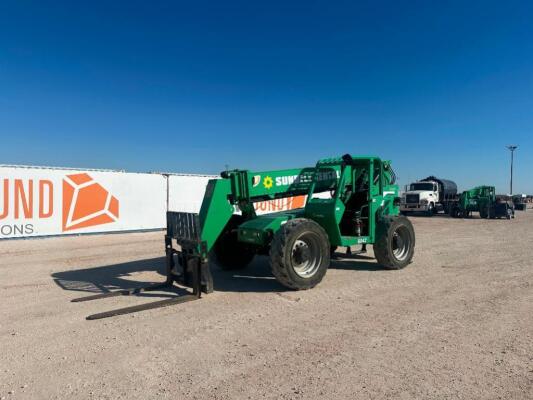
[{"x1": 401, "y1": 176, "x2": 458, "y2": 216}]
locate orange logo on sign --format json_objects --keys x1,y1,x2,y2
[{"x1": 62, "y1": 173, "x2": 119, "y2": 232}]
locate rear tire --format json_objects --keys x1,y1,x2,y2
[
  {"x1": 449, "y1": 205, "x2": 458, "y2": 218},
  {"x1": 213, "y1": 216, "x2": 255, "y2": 270},
  {"x1": 374, "y1": 216, "x2": 415, "y2": 270},
  {"x1": 270, "y1": 218, "x2": 330, "y2": 290}
]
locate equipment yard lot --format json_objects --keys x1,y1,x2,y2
[{"x1": 1, "y1": 214, "x2": 532, "y2": 399}]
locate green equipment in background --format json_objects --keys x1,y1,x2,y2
[
  {"x1": 449, "y1": 185, "x2": 514, "y2": 219},
  {"x1": 512, "y1": 194, "x2": 527, "y2": 211}
]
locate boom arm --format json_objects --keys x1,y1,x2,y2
[{"x1": 198, "y1": 166, "x2": 340, "y2": 251}]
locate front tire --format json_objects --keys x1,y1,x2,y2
[
  {"x1": 374, "y1": 216, "x2": 415, "y2": 270},
  {"x1": 270, "y1": 218, "x2": 330, "y2": 290}
]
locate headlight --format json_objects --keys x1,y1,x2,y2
[{"x1": 420, "y1": 199, "x2": 428, "y2": 205}]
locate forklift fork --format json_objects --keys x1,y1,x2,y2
[{"x1": 72, "y1": 212, "x2": 213, "y2": 320}]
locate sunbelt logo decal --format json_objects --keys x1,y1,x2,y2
[
  {"x1": 262, "y1": 170, "x2": 340, "y2": 190},
  {"x1": 263, "y1": 176, "x2": 273, "y2": 189}
]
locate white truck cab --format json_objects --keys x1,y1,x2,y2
[
  {"x1": 401, "y1": 176, "x2": 457, "y2": 216},
  {"x1": 401, "y1": 181, "x2": 439, "y2": 215}
]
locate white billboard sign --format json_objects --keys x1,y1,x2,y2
[
  {"x1": 0, "y1": 166, "x2": 167, "y2": 239},
  {"x1": 167, "y1": 175, "x2": 214, "y2": 213}
]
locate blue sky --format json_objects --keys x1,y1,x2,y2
[{"x1": 1, "y1": 1, "x2": 532, "y2": 193}]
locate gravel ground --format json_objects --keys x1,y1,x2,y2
[{"x1": 1, "y1": 211, "x2": 532, "y2": 399}]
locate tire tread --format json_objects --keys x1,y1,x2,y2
[
  {"x1": 269, "y1": 218, "x2": 329, "y2": 290},
  {"x1": 374, "y1": 215, "x2": 415, "y2": 270}
]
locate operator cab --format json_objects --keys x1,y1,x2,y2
[
  {"x1": 305, "y1": 155, "x2": 389, "y2": 247},
  {"x1": 338, "y1": 159, "x2": 382, "y2": 238}
]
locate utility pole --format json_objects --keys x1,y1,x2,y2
[{"x1": 506, "y1": 145, "x2": 518, "y2": 195}]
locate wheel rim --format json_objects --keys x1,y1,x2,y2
[
  {"x1": 291, "y1": 233, "x2": 322, "y2": 278},
  {"x1": 391, "y1": 225, "x2": 411, "y2": 262}
]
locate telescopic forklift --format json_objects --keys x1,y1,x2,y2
[
  {"x1": 449, "y1": 185, "x2": 514, "y2": 219},
  {"x1": 74, "y1": 155, "x2": 415, "y2": 319}
]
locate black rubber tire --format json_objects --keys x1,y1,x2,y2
[
  {"x1": 427, "y1": 203, "x2": 434, "y2": 217},
  {"x1": 269, "y1": 218, "x2": 330, "y2": 290},
  {"x1": 479, "y1": 206, "x2": 488, "y2": 219},
  {"x1": 213, "y1": 216, "x2": 255, "y2": 270},
  {"x1": 374, "y1": 216, "x2": 415, "y2": 270},
  {"x1": 449, "y1": 206, "x2": 458, "y2": 218}
]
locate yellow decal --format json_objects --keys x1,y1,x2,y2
[{"x1": 263, "y1": 176, "x2": 273, "y2": 189}]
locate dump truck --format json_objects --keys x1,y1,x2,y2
[
  {"x1": 449, "y1": 186, "x2": 514, "y2": 219},
  {"x1": 401, "y1": 176, "x2": 458, "y2": 216},
  {"x1": 74, "y1": 154, "x2": 415, "y2": 319}
]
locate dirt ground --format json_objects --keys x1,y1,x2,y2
[{"x1": 1, "y1": 211, "x2": 532, "y2": 399}]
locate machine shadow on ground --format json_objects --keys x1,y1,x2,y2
[
  {"x1": 51, "y1": 256, "x2": 286, "y2": 296},
  {"x1": 51, "y1": 257, "x2": 175, "y2": 297},
  {"x1": 52, "y1": 252, "x2": 385, "y2": 297},
  {"x1": 329, "y1": 254, "x2": 385, "y2": 271}
]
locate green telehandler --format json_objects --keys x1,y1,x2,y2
[
  {"x1": 449, "y1": 185, "x2": 514, "y2": 219},
  {"x1": 75, "y1": 155, "x2": 415, "y2": 319}
]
